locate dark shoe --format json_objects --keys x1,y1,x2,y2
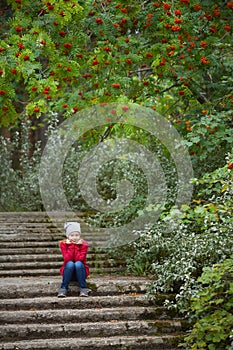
[
  {"x1": 57, "y1": 288, "x2": 67, "y2": 297},
  {"x1": 79, "y1": 288, "x2": 91, "y2": 297}
]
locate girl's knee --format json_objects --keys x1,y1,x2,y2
[
  {"x1": 65, "y1": 261, "x2": 75, "y2": 269},
  {"x1": 75, "y1": 261, "x2": 84, "y2": 269}
]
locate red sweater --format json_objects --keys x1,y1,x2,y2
[{"x1": 59, "y1": 240, "x2": 89, "y2": 277}]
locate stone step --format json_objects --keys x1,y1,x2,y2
[
  {"x1": 0, "y1": 253, "x2": 111, "y2": 262},
  {"x1": 0, "y1": 267, "x2": 124, "y2": 277},
  {"x1": 0, "y1": 241, "x2": 61, "y2": 248},
  {"x1": 0, "y1": 247, "x2": 106, "y2": 255},
  {"x1": 0, "y1": 247, "x2": 60, "y2": 254},
  {"x1": 0, "y1": 240, "x2": 107, "y2": 248},
  {"x1": 0, "y1": 335, "x2": 183, "y2": 350},
  {"x1": 0, "y1": 222, "x2": 97, "y2": 229},
  {"x1": 0, "y1": 294, "x2": 171, "y2": 311},
  {"x1": 0, "y1": 233, "x2": 108, "y2": 242},
  {"x1": 0, "y1": 211, "x2": 88, "y2": 220},
  {"x1": 0, "y1": 306, "x2": 183, "y2": 324},
  {"x1": 0, "y1": 276, "x2": 152, "y2": 299},
  {"x1": 0, "y1": 258, "x2": 122, "y2": 268},
  {"x1": 0, "y1": 211, "x2": 87, "y2": 218},
  {"x1": 0, "y1": 219, "x2": 98, "y2": 232},
  {"x1": 0, "y1": 320, "x2": 183, "y2": 341}
]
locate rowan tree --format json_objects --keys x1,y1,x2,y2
[{"x1": 0, "y1": 0, "x2": 232, "y2": 170}]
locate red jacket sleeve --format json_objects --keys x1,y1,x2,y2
[
  {"x1": 74, "y1": 241, "x2": 88, "y2": 262},
  {"x1": 59, "y1": 241, "x2": 75, "y2": 263}
]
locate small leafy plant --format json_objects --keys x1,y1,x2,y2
[{"x1": 182, "y1": 256, "x2": 233, "y2": 350}]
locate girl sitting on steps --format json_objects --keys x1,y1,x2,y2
[{"x1": 57, "y1": 221, "x2": 90, "y2": 297}]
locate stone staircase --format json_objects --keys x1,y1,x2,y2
[{"x1": 0, "y1": 212, "x2": 186, "y2": 350}]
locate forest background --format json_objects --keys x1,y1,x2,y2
[{"x1": 0, "y1": 0, "x2": 233, "y2": 349}]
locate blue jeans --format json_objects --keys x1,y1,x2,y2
[{"x1": 61, "y1": 261, "x2": 87, "y2": 289}]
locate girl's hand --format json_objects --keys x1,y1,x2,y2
[
  {"x1": 74, "y1": 239, "x2": 83, "y2": 245},
  {"x1": 66, "y1": 238, "x2": 83, "y2": 244}
]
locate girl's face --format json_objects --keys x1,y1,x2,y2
[{"x1": 68, "y1": 231, "x2": 81, "y2": 242}]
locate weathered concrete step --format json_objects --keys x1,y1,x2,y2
[
  {"x1": 0, "y1": 247, "x2": 107, "y2": 254},
  {"x1": 0, "y1": 210, "x2": 89, "y2": 218},
  {"x1": 0, "y1": 267, "x2": 124, "y2": 277},
  {"x1": 0, "y1": 223, "x2": 60, "y2": 229},
  {"x1": 0, "y1": 223, "x2": 59, "y2": 228},
  {"x1": 0, "y1": 241, "x2": 61, "y2": 248},
  {"x1": 0, "y1": 253, "x2": 111, "y2": 262},
  {"x1": 0, "y1": 258, "x2": 121, "y2": 268},
  {"x1": 0, "y1": 223, "x2": 96, "y2": 232},
  {"x1": 0, "y1": 241, "x2": 107, "y2": 248},
  {"x1": 0, "y1": 294, "x2": 172, "y2": 311},
  {"x1": 0, "y1": 320, "x2": 183, "y2": 341},
  {"x1": 0, "y1": 234, "x2": 108, "y2": 242},
  {"x1": 0, "y1": 335, "x2": 183, "y2": 350},
  {"x1": 0, "y1": 276, "x2": 151, "y2": 299},
  {"x1": 0, "y1": 221, "x2": 97, "y2": 227},
  {"x1": 0, "y1": 247, "x2": 61, "y2": 255},
  {"x1": 0, "y1": 226, "x2": 101, "y2": 234},
  {"x1": 0, "y1": 306, "x2": 182, "y2": 324},
  {"x1": 0, "y1": 261, "x2": 63, "y2": 269},
  {"x1": 0, "y1": 211, "x2": 86, "y2": 219},
  {"x1": 0, "y1": 263, "x2": 122, "y2": 273}
]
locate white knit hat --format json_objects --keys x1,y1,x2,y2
[{"x1": 64, "y1": 222, "x2": 81, "y2": 237}]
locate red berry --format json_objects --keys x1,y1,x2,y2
[
  {"x1": 122, "y1": 105, "x2": 129, "y2": 112},
  {"x1": 17, "y1": 43, "x2": 25, "y2": 49},
  {"x1": 95, "y1": 18, "x2": 103, "y2": 24},
  {"x1": 63, "y1": 43, "x2": 72, "y2": 49},
  {"x1": 15, "y1": 26, "x2": 23, "y2": 32},
  {"x1": 125, "y1": 59, "x2": 132, "y2": 64}
]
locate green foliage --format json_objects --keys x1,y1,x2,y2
[
  {"x1": 125, "y1": 152, "x2": 233, "y2": 314},
  {"x1": 181, "y1": 257, "x2": 233, "y2": 350},
  {"x1": 1, "y1": 1, "x2": 233, "y2": 124},
  {"x1": 182, "y1": 111, "x2": 233, "y2": 175}
]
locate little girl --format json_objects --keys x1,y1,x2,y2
[{"x1": 57, "y1": 221, "x2": 90, "y2": 297}]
